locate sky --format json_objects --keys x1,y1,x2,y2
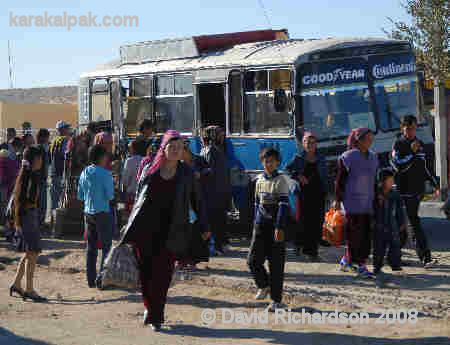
[{"x1": 0, "y1": 0, "x2": 411, "y2": 89}]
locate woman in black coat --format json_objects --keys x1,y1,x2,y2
[{"x1": 120, "y1": 130, "x2": 210, "y2": 331}]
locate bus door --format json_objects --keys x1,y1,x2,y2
[{"x1": 227, "y1": 68, "x2": 295, "y2": 228}]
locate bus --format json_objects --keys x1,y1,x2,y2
[{"x1": 79, "y1": 29, "x2": 434, "y2": 231}]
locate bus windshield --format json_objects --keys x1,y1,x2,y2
[
  {"x1": 301, "y1": 84, "x2": 375, "y2": 140},
  {"x1": 374, "y1": 75, "x2": 421, "y2": 131}
]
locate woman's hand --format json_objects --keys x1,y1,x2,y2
[
  {"x1": 433, "y1": 188, "x2": 440, "y2": 199},
  {"x1": 274, "y1": 229, "x2": 284, "y2": 242},
  {"x1": 202, "y1": 232, "x2": 211, "y2": 241},
  {"x1": 332, "y1": 200, "x2": 341, "y2": 210}
]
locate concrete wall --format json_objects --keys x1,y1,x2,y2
[{"x1": 0, "y1": 102, "x2": 78, "y2": 130}]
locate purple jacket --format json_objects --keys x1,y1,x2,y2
[{"x1": 336, "y1": 149, "x2": 379, "y2": 215}]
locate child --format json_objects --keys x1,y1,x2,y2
[
  {"x1": 9, "y1": 145, "x2": 47, "y2": 302},
  {"x1": 78, "y1": 144, "x2": 114, "y2": 289},
  {"x1": 247, "y1": 147, "x2": 289, "y2": 311},
  {"x1": 373, "y1": 168, "x2": 407, "y2": 287},
  {"x1": 121, "y1": 139, "x2": 146, "y2": 219}
]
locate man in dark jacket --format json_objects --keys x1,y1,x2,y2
[{"x1": 391, "y1": 115, "x2": 439, "y2": 268}]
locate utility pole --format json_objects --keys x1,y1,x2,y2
[
  {"x1": 8, "y1": 40, "x2": 15, "y2": 88},
  {"x1": 434, "y1": 77, "x2": 447, "y2": 201}
]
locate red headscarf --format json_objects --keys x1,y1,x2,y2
[
  {"x1": 146, "y1": 130, "x2": 182, "y2": 177},
  {"x1": 346, "y1": 127, "x2": 371, "y2": 150}
]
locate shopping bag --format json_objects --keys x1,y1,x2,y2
[
  {"x1": 102, "y1": 244, "x2": 139, "y2": 289},
  {"x1": 322, "y1": 208, "x2": 347, "y2": 248}
]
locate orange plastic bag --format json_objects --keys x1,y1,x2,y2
[{"x1": 322, "y1": 208, "x2": 347, "y2": 248}]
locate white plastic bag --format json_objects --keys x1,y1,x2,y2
[{"x1": 102, "y1": 244, "x2": 139, "y2": 289}]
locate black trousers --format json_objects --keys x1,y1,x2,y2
[
  {"x1": 373, "y1": 226, "x2": 401, "y2": 273},
  {"x1": 247, "y1": 224, "x2": 286, "y2": 303},
  {"x1": 403, "y1": 195, "x2": 431, "y2": 261},
  {"x1": 299, "y1": 196, "x2": 325, "y2": 257},
  {"x1": 210, "y1": 207, "x2": 228, "y2": 250}
]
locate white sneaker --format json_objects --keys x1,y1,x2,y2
[
  {"x1": 423, "y1": 258, "x2": 438, "y2": 269},
  {"x1": 255, "y1": 287, "x2": 270, "y2": 300},
  {"x1": 267, "y1": 301, "x2": 287, "y2": 312}
]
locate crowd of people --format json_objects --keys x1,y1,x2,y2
[{"x1": 2, "y1": 114, "x2": 442, "y2": 331}]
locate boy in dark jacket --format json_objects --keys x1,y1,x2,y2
[
  {"x1": 373, "y1": 168, "x2": 407, "y2": 287},
  {"x1": 391, "y1": 115, "x2": 439, "y2": 268}
]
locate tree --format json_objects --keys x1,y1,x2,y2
[
  {"x1": 384, "y1": 0, "x2": 449, "y2": 81},
  {"x1": 385, "y1": 0, "x2": 449, "y2": 199}
]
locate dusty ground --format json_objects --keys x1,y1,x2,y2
[{"x1": 1, "y1": 220, "x2": 449, "y2": 345}]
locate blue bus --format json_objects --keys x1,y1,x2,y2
[{"x1": 79, "y1": 30, "x2": 434, "y2": 232}]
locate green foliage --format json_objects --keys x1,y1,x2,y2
[{"x1": 384, "y1": 0, "x2": 449, "y2": 81}]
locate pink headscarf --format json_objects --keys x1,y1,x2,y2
[
  {"x1": 93, "y1": 131, "x2": 113, "y2": 146},
  {"x1": 302, "y1": 131, "x2": 316, "y2": 144},
  {"x1": 145, "y1": 130, "x2": 182, "y2": 177},
  {"x1": 346, "y1": 127, "x2": 371, "y2": 150}
]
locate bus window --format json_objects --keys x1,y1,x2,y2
[
  {"x1": 229, "y1": 72, "x2": 242, "y2": 134},
  {"x1": 155, "y1": 75, "x2": 194, "y2": 134},
  {"x1": 123, "y1": 77, "x2": 154, "y2": 137},
  {"x1": 91, "y1": 79, "x2": 111, "y2": 122},
  {"x1": 374, "y1": 75, "x2": 422, "y2": 131},
  {"x1": 301, "y1": 85, "x2": 375, "y2": 140},
  {"x1": 244, "y1": 69, "x2": 291, "y2": 135},
  {"x1": 269, "y1": 70, "x2": 290, "y2": 90}
]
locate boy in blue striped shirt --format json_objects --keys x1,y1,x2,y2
[{"x1": 247, "y1": 147, "x2": 290, "y2": 312}]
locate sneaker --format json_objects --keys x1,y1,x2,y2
[
  {"x1": 339, "y1": 256, "x2": 356, "y2": 272},
  {"x1": 255, "y1": 287, "x2": 270, "y2": 300},
  {"x1": 357, "y1": 264, "x2": 374, "y2": 279},
  {"x1": 267, "y1": 301, "x2": 287, "y2": 312},
  {"x1": 423, "y1": 258, "x2": 438, "y2": 269}
]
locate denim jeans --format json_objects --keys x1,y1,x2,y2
[
  {"x1": 85, "y1": 212, "x2": 113, "y2": 285},
  {"x1": 50, "y1": 175, "x2": 64, "y2": 210},
  {"x1": 373, "y1": 225, "x2": 401, "y2": 273},
  {"x1": 38, "y1": 180, "x2": 48, "y2": 225}
]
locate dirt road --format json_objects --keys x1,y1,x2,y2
[{"x1": 1, "y1": 220, "x2": 449, "y2": 345}]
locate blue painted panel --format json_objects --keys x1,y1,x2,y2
[{"x1": 226, "y1": 137, "x2": 298, "y2": 171}]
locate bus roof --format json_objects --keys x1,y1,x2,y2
[{"x1": 81, "y1": 37, "x2": 407, "y2": 79}]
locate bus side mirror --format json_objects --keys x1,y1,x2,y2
[{"x1": 274, "y1": 88, "x2": 288, "y2": 112}]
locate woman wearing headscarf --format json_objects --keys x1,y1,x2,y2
[
  {"x1": 179, "y1": 138, "x2": 212, "y2": 268},
  {"x1": 335, "y1": 127, "x2": 378, "y2": 277},
  {"x1": 120, "y1": 130, "x2": 209, "y2": 331},
  {"x1": 200, "y1": 126, "x2": 232, "y2": 255},
  {"x1": 286, "y1": 131, "x2": 329, "y2": 261}
]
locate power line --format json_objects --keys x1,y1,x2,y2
[{"x1": 257, "y1": 0, "x2": 272, "y2": 29}]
